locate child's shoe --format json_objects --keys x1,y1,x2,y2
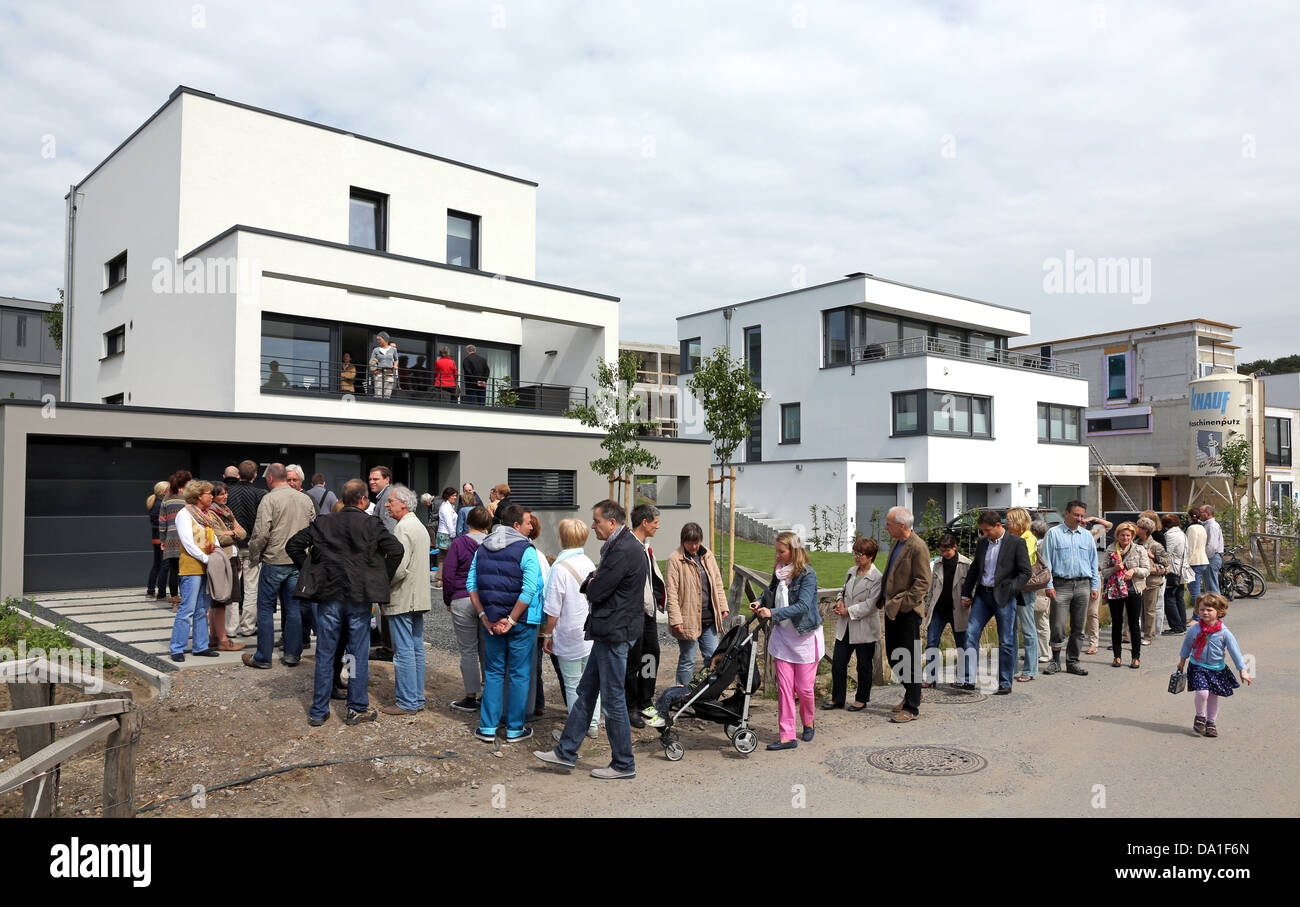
[
  {"x1": 1193, "y1": 716, "x2": 1207, "y2": 735},
  {"x1": 1204, "y1": 720, "x2": 1218, "y2": 738}
]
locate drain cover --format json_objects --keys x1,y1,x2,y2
[
  {"x1": 923, "y1": 688, "x2": 988, "y2": 704},
  {"x1": 824, "y1": 745, "x2": 988, "y2": 779}
]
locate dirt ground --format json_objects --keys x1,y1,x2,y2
[{"x1": 0, "y1": 644, "x2": 727, "y2": 818}]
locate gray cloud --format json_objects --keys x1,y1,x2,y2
[{"x1": 2, "y1": 0, "x2": 1296, "y2": 359}]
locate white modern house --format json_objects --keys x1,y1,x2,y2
[
  {"x1": 618, "y1": 339, "x2": 680, "y2": 437},
  {"x1": 676, "y1": 273, "x2": 1090, "y2": 548},
  {"x1": 0, "y1": 86, "x2": 710, "y2": 595},
  {"x1": 1261, "y1": 373, "x2": 1299, "y2": 511}
]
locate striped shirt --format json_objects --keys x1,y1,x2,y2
[{"x1": 1039, "y1": 522, "x2": 1101, "y2": 591}]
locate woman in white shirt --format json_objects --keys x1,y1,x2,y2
[
  {"x1": 434, "y1": 486, "x2": 459, "y2": 585},
  {"x1": 541, "y1": 519, "x2": 599, "y2": 738},
  {"x1": 1185, "y1": 508, "x2": 1210, "y2": 600},
  {"x1": 1160, "y1": 513, "x2": 1194, "y2": 634},
  {"x1": 824, "y1": 537, "x2": 882, "y2": 711}
]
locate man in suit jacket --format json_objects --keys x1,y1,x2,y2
[
  {"x1": 959, "y1": 510, "x2": 1032, "y2": 694},
  {"x1": 875, "y1": 506, "x2": 932, "y2": 722}
]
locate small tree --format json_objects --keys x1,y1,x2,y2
[
  {"x1": 686, "y1": 346, "x2": 764, "y2": 578},
  {"x1": 567, "y1": 352, "x2": 661, "y2": 516},
  {"x1": 45, "y1": 288, "x2": 64, "y2": 351},
  {"x1": 1217, "y1": 437, "x2": 1253, "y2": 545}
]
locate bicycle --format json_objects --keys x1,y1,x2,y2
[{"x1": 1218, "y1": 546, "x2": 1266, "y2": 600}]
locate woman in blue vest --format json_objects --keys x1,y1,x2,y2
[{"x1": 466, "y1": 502, "x2": 544, "y2": 742}]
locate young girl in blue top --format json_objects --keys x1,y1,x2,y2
[{"x1": 1177, "y1": 593, "x2": 1252, "y2": 738}]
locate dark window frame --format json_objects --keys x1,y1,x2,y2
[
  {"x1": 103, "y1": 393, "x2": 124, "y2": 405},
  {"x1": 103, "y1": 251, "x2": 128, "y2": 292},
  {"x1": 679, "y1": 337, "x2": 701, "y2": 373},
  {"x1": 633, "y1": 474, "x2": 692, "y2": 508},
  {"x1": 349, "y1": 187, "x2": 388, "y2": 252},
  {"x1": 1037, "y1": 402, "x2": 1083, "y2": 445},
  {"x1": 102, "y1": 324, "x2": 126, "y2": 360},
  {"x1": 779, "y1": 402, "x2": 801, "y2": 444},
  {"x1": 891, "y1": 388, "x2": 993, "y2": 438},
  {"x1": 506, "y1": 468, "x2": 578, "y2": 509},
  {"x1": 891, "y1": 390, "x2": 924, "y2": 437},
  {"x1": 446, "y1": 209, "x2": 481, "y2": 269},
  {"x1": 1265, "y1": 415, "x2": 1292, "y2": 468},
  {"x1": 1086, "y1": 412, "x2": 1151, "y2": 434},
  {"x1": 743, "y1": 324, "x2": 761, "y2": 388}
]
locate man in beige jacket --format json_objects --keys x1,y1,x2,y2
[
  {"x1": 380, "y1": 484, "x2": 431, "y2": 714},
  {"x1": 243, "y1": 463, "x2": 315, "y2": 670},
  {"x1": 875, "y1": 506, "x2": 931, "y2": 722}
]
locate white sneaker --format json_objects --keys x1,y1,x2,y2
[
  {"x1": 642, "y1": 707, "x2": 666, "y2": 728},
  {"x1": 1037, "y1": 656, "x2": 1051, "y2": 664},
  {"x1": 1142, "y1": 639, "x2": 1152, "y2": 646},
  {"x1": 588, "y1": 725, "x2": 600, "y2": 739}
]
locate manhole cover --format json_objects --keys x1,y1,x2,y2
[
  {"x1": 823, "y1": 745, "x2": 987, "y2": 780},
  {"x1": 923, "y1": 688, "x2": 988, "y2": 704}
]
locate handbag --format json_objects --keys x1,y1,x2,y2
[
  {"x1": 1168, "y1": 670, "x2": 1187, "y2": 694},
  {"x1": 1023, "y1": 558, "x2": 1052, "y2": 592}
]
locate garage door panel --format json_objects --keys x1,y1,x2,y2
[{"x1": 25, "y1": 515, "x2": 148, "y2": 554}]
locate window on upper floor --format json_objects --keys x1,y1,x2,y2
[
  {"x1": 1266, "y1": 416, "x2": 1292, "y2": 468},
  {"x1": 743, "y1": 326, "x2": 761, "y2": 387},
  {"x1": 1, "y1": 309, "x2": 40, "y2": 363},
  {"x1": 1106, "y1": 350, "x2": 1129, "y2": 402},
  {"x1": 105, "y1": 252, "x2": 127, "y2": 290},
  {"x1": 1038, "y1": 403, "x2": 1082, "y2": 444},
  {"x1": 103, "y1": 325, "x2": 125, "y2": 359},
  {"x1": 780, "y1": 402, "x2": 801, "y2": 444},
  {"x1": 892, "y1": 389, "x2": 992, "y2": 438},
  {"x1": 447, "y1": 210, "x2": 480, "y2": 269},
  {"x1": 349, "y1": 188, "x2": 387, "y2": 251},
  {"x1": 680, "y1": 337, "x2": 701, "y2": 373},
  {"x1": 1087, "y1": 412, "x2": 1151, "y2": 434}
]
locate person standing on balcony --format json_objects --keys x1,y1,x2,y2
[
  {"x1": 370, "y1": 331, "x2": 397, "y2": 399},
  {"x1": 462, "y1": 343, "x2": 490, "y2": 406},
  {"x1": 340, "y1": 351, "x2": 356, "y2": 395},
  {"x1": 434, "y1": 346, "x2": 459, "y2": 404}
]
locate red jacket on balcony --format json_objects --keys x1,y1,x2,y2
[{"x1": 434, "y1": 355, "x2": 459, "y2": 389}]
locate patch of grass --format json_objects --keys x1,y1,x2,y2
[{"x1": 0, "y1": 596, "x2": 120, "y2": 668}]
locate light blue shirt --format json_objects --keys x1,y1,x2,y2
[
  {"x1": 1039, "y1": 522, "x2": 1101, "y2": 591},
  {"x1": 980, "y1": 534, "x2": 1003, "y2": 587},
  {"x1": 1179, "y1": 621, "x2": 1245, "y2": 672},
  {"x1": 1203, "y1": 518, "x2": 1224, "y2": 558}
]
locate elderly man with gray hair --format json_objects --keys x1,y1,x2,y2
[
  {"x1": 379, "y1": 484, "x2": 432, "y2": 715},
  {"x1": 876, "y1": 506, "x2": 931, "y2": 722}
]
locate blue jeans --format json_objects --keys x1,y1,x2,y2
[
  {"x1": 311, "y1": 601, "x2": 371, "y2": 719},
  {"x1": 255, "y1": 562, "x2": 302, "y2": 664},
  {"x1": 387, "y1": 611, "x2": 427, "y2": 711},
  {"x1": 925, "y1": 607, "x2": 967, "y2": 683},
  {"x1": 1016, "y1": 591, "x2": 1038, "y2": 677},
  {"x1": 1205, "y1": 553, "x2": 1222, "y2": 595},
  {"x1": 674, "y1": 625, "x2": 720, "y2": 686},
  {"x1": 556, "y1": 655, "x2": 600, "y2": 734},
  {"x1": 480, "y1": 621, "x2": 539, "y2": 736},
  {"x1": 554, "y1": 639, "x2": 634, "y2": 772},
  {"x1": 962, "y1": 587, "x2": 1017, "y2": 690},
  {"x1": 1190, "y1": 565, "x2": 1208, "y2": 601},
  {"x1": 170, "y1": 574, "x2": 211, "y2": 655}
]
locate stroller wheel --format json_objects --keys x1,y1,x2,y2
[
  {"x1": 664, "y1": 741, "x2": 685, "y2": 762},
  {"x1": 733, "y1": 729, "x2": 758, "y2": 755},
  {"x1": 724, "y1": 723, "x2": 740, "y2": 740}
]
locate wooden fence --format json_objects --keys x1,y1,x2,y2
[{"x1": 0, "y1": 656, "x2": 139, "y2": 818}]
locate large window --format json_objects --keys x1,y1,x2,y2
[
  {"x1": 1037, "y1": 403, "x2": 1082, "y2": 444},
  {"x1": 821, "y1": 306, "x2": 1008, "y2": 366},
  {"x1": 824, "y1": 308, "x2": 850, "y2": 365},
  {"x1": 447, "y1": 210, "x2": 480, "y2": 268},
  {"x1": 635, "y1": 475, "x2": 690, "y2": 508},
  {"x1": 1038, "y1": 485, "x2": 1086, "y2": 519},
  {"x1": 1106, "y1": 351, "x2": 1129, "y2": 402},
  {"x1": 1087, "y1": 412, "x2": 1151, "y2": 434},
  {"x1": 349, "y1": 188, "x2": 387, "y2": 251},
  {"x1": 680, "y1": 337, "x2": 701, "y2": 373},
  {"x1": 1266, "y1": 416, "x2": 1292, "y2": 467},
  {"x1": 780, "y1": 403, "x2": 800, "y2": 443},
  {"x1": 893, "y1": 389, "x2": 992, "y2": 438},
  {"x1": 507, "y1": 468, "x2": 577, "y2": 508},
  {"x1": 261, "y1": 316, "x2": 331, "y2": 389},
  {"x1": 744, "y1": 326, "x2": 761, "y2": 387}
]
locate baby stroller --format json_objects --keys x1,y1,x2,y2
[{"x1": 655, "y1": 614, "x2": 766, "y2": 759}]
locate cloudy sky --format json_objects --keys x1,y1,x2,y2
[{"x1": 2, "y1": 1, "x2": 1297, "y2": 357}]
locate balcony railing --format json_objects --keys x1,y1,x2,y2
[
  {"x1": 635, "y1": 369, "x2": 678, "y2": 387},
  {"x1": 259, "y1": 355, "x2": 587, "y2": 414},
  {"x1": 849, "y1": 336, "x2": 1082, "y2": 377}
]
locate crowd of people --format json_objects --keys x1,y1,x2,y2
[{"x1": 147, "y1": 480, "x2": 1251, "y2": 776}]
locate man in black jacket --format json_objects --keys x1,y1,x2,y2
[
  {"x1": 959, "y1": 510, "x2": 1032, "y2": 694},
  {"x1": 288, "y1": 479, "x2": 404, "y2": 727},
  {"x1": 534, "y1": 499, "x2": 646, "y2": 780},
  {"x1": 225, "y1": 459, "x2": 266, "y2": 638},
  {"x1": 461, "y1": 344, "x2": 490, "y2": 406}
]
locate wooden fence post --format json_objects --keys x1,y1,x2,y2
[
  {"x1": 727, "y1": 468, "x2": 737, "y2": 586},
  {"x1": 707, "y1": 467, "x2": 715, "y2": 554},
  {"x1": 7, "y1": 680, "x2": 57, "y2": 818},
  {"x1": 102, "y1": 702, "x2": 140, "y2": 818}
]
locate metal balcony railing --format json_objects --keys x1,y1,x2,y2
[
  {"x1": 849, "y1": 335, "x2": 1082, "y2": 377},
  {"x1": 259, "y1": 355, "x2": 588, "y2": 414}
]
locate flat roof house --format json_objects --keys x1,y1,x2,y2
[
  {"x1": 677, "y1": 273, "x2": 1090, "y2": 549},
  {"x1": 0, "y1": 87, "x2": 707, "y2": 595}
]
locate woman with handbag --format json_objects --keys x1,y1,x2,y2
[
  {"x1": 752, "y1": 531, "x2": 822, "y2": 751},
  {"x1": 1008, "y1": 508, "x2": 1048, "y2": 682},
  {"x1": 207, "y1": 482, "x2": 246, "y2": 652},
  {"x1": 823, "y1": 536, "x2": 881, "y2": 710},
  {"x1": 1100, "y1": 522, "x2": 1149, "y2": 669},
  {"x1": 168, "y1": 480, "x2": 222, "y2": 663},
  {"x1": 1136, "y1": 517, "x2": 1168, "y2": 645},
  {"x1": 1160, "y1": 514, "x2": 1194, "y2": 635}
]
